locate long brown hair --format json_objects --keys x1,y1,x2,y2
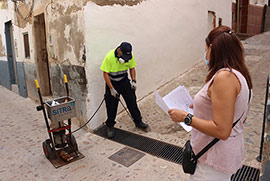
[{"x1": 205, "y1": 25, "x2": 252, "y2": 89}]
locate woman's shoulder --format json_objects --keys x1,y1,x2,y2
[
  {"x1": 215, "y1": 69, "x2": 236, "y2": 79},
  {"x1": 212, "y1": 69, "x2": 241, "y2": 92}
]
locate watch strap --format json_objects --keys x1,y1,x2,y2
[{"x1": 185, "y1": 113, "x2": 193, "y2": 125}]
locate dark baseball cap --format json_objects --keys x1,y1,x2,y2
[{"x1": 119, "y1": 42, "x2": 132, "y2": 61}]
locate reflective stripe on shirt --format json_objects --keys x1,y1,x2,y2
[
  {"x1": 109, "y1": 70, "x2": 127, "y2": 76},
  {"x1": 109, "y1": 71, "x2": 128, "y2": 81}
]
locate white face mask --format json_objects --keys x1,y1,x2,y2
[
  {"x1": 118, "y1": 57, "x2": 125, "y2": 64},
  {"x1": 204, "y1": 52, "x2": 209, "y2": 65}
]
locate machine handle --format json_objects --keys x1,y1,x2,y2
[
  {"x1": 64, "y1": 74, "x2": 68, "y2": 83},
  {"x1": 35, "y1": 79, "x2": 40, "y2": 89}
]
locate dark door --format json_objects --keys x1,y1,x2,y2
[
  {"x1": 5, "y1": 21, "x2": 17, "y2": 86},
  {"x1": 239, "y1": 0, "x2": 249, "y2": 33}
]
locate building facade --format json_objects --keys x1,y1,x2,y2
[
  {"x1": 0, "y1": 0, "x2": 232, "y2": 130},
  {"x1": 232, "y1": 0, "x2": 269, "y2": 35}
]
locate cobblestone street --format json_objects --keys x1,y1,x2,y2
[{"x1": 0, "y1": 32, "x2": 270, "y2": 180}]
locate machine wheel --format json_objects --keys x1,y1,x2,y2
[
  {"x1": 67, "y1": 134, "x2": 78, "y2": 152},
  {"x1": 42, "y1": 139, "x2": 54, "y2": 160}
]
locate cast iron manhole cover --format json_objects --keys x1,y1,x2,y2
[{"x1": 108, "y1": 147, "x2": 145, "y2": 167}]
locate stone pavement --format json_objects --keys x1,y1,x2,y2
[
  {"x1": 0, "y1": 31, "x2": 270, "y2": 181},
  {"x1": 0, "y1": 86, "x2": 189, "y2": 180}
]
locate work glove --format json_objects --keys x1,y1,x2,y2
[
  {"x1": 130, "y1": 80, "x2": 137, "y2": 91},
  {"x1": 110, "y1": 88, "x2": 119, "y2": 99}
]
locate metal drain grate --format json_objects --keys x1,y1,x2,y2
[
  {"x1": 94, "y1": 125, "x2": 260, "y2": 181},
  {"x1": 231, "y1": 165, "x2": 260, "y2": 181},
  {"x1": 94, "y1": 125, "x2": 183, "y2": 164}
]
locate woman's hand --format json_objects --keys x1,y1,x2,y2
[{"x1": 168, "y1": 109, "x2": 188, "y2": 123}]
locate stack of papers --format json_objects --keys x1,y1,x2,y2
[{"x1": 154, "y1": 86, "x2": 193, "y2": 132}]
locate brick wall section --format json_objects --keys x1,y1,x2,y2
[{"x1": 248, "y1": 4, "x2": 264, "y2": 35}]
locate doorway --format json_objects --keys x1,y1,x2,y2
[
  {"x1": 5, "y1": 21, "x2": 18, "y2": 88},
  {"x1": 207, "y1": 11, "x2": 216, "y2": 33},
  {"x1": 34, "y1": 13, "x2": 51, "y2": 96}
]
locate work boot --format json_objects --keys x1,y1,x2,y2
[
  {"x1": 135, "y1": 121, "x2": 149, "y2": 130},
  {"x1": 107, "y1": 127, "x2": 115, "y2": 138}
]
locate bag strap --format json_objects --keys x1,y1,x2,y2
[{"x1": 194, "y1": 89, "x2": 251, "y2": 161}]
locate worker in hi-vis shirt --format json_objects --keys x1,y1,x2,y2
[{"x1": 100, "y1": 42, "x2": 149, "y2": 138}]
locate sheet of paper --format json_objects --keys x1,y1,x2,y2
[
  {"x1": 163, "y1": 86, "x2": 193, "y2": 115},
  {"x1": 154, "y1": 86, "x2": 193, "y2": 132},
  {"x1": 154, "y1": 90, "x2": 169, "y2": 115}
]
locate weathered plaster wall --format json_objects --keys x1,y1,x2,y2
[
  {"x1": 24, "y1": 62, "x2": 37, "y2": 99},
  {"x1": 84, "y1": 0, "x2": 232, "y2": 130},
  {"x1": 0, "y1": 34, "x2": 5, "y2": 56},
  {"x1": 47, "y1": 1, "x2": 85, "y2": 66},
  {"x1": 0, "y1": 0, "x2": 8, "y2": 9},
  {"x1": 0, "y1": 10, "x2": 7, "y2": 56},
  {"x1": 0, "y1": 8, "x2": 9, "y2": 56},
  {"x1": 1, "y1": 0, "x2": 88, "y2": 123},
  {"x1": 88, "y1": 0, "x2": 144, "y2": 6},
  {"x1": 50, "y1": 64, "x2": 88, "y2": 122},
  {"x1": 46, "y1": 1, "x2": 88, "y2": 124}
]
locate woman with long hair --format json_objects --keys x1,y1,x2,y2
[{"x1": 169, "y1": 25, "x2": 252, "y2": 180}]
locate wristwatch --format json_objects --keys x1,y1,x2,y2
[{"x1": 184, "y1": 113, "x2": 193, "y2": 126}]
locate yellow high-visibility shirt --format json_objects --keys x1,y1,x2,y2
[{"x1": 100, "y1": 49, "x2": 136, "y2": 73}]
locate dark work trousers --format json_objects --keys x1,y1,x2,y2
[{"x1": 105, "y1": 77, "x2": 142, "y2": 128}]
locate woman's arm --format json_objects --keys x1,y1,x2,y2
[{"x1": 168, "y1": 71, "x2": 240, "y2": 140}]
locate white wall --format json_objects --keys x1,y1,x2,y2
[
  {"x1": 0, "y1": 10, "x2": 8, "y2": 59},
  {"x1": 250, "y1": 0, "x2": 268, "y2": 6},
  {"x1": 84, "y1": 0, "x2": 232, "y2": 129},
  {"x1": 0, "y1": 3, "x2": 11, "y2": 60},
  {"x1": 0, "y1": 0, "x2": 32, "y2": 64}
]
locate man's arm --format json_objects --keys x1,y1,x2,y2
[
  {"x1": 103, "y1": 72, "x2": 113, "y2": 89},
  {"x1": 129, "y1": 68, "x2": 136, "y2": 81}
]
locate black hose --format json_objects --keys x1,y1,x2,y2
[
  {"x1": 71, "y1": 93, "x2": 133, "y2": 134},
  {"x1": 71, "y1": 97, "x2": 106, "y2": 134},
  {"x1": 119, "y1": 98, "x2": 133, "y2": 120}
]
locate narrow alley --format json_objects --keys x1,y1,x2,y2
[{"x1": 0, "y1": 31, "x2": 270, "y2": 180}]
